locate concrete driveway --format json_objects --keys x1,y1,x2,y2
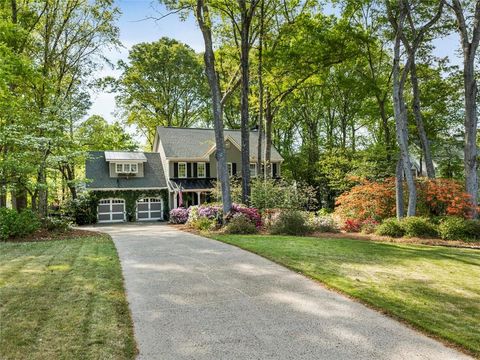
[{"x1": 91, "y1": 223, "x2": 471, "y2": 360}]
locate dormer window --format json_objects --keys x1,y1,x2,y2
[{"x1": 115, "y1": 163, "x2": 138, "y2": 174}]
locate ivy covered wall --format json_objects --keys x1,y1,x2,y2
[{"x1": 90, "y1": 189, "x2": 169, "y2": 222}]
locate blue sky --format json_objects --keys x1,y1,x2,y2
[{"x1": 87, "y1": 0, "x2": 462, "y2": 125}]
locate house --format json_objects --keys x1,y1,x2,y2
[{"x1": 85, "y1": 126, "x2": 284, "y2": 223}]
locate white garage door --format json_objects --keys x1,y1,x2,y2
[
  {"x1": 98, "y1": 199, "x2": 126, "y2": 223},
  {"x1": 136, "y1": 197, "x2": 163, "y2": 221}
]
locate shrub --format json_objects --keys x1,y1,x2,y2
[
  {"x1": 401, "y1": 217, "x2": 438, "y2": 238},
  {"x1": 191, "y1": 217, "x2": 217, "y2": 231},
  {"x1": 169, "y1": 207, "x2": 189, "y2": 224},
  {"x1": 63, "y1": 193, "x2": 97, "y2": 225},
  {"x1": 376, "y1": 218, "x2": 405, "y2": 238},
  {"x1": 343, "y1": 218, "x2": 363, "y2": 232},
  {"x1": 225, "y1": 213, "x2": 257, "y2": 234},
  {"x1": 438, "y1": 217, "x2": 480, "y2": 241},
  {"x1": 308, "y1": 215, "x2": 339, "y2": 233},
  {"x1": 361, "y1": 218, "x2": 380, "y2": 234},
  {"x1": 0, "y1": 208, "x2": 41, "y2": 240},
  {"x1": 230, "y1": 203, "x2": 262, "y2": 228},
  {"x1": 198, "y1": 204, "x2": 222, "y2": 220},
  {"x1": 42, "y1": 217, "x2": 71, "y2": 232},
  {"x1": 270, "y1": 210, "x2": 312, "y2": 236}
]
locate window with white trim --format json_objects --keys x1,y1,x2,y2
[
  {"x1": 249, "y1": 163, "x2": 257, "y2": 177},
  {"x1": 197, "y1": 162, "x2": 206, "y2": 178},
  {"x1": 115, "y1": 163, "x2": 138, "y2": 174},
  {"x1": 227, "y1": 162, "x2": 233, "y2": 177},
  {"x1": 178, "y1": 162, "x2": 187, "y2": 178}
]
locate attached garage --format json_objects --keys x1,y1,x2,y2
[
  {"x1": 136, "y1": 197, "x2": 164, "y2": 221},
  {"x1": 98, "y1": 199, "x2": 126, "y2": 223}
]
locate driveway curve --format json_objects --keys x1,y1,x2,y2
[{"x1": 93, "y1": 223, "x2": 471, "y2": 360}]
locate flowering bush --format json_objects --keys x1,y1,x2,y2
[
  {"x1": 169, "y1": 207, "x2": 189, "y2": 224},
  {"x1": 230, "y1": 203, "x2": 262, "y2": 228},
  {"x1": 198, "y1": 204, "x2": 222, "y2": 220},
  {"x1": 307, "y1": 214, "x2": 339, "y2": 233},
  {"x1": 335, "y1": 178, "x2": 478, "y2": 221},
  {"x1": 342, "y1": 218, "x2": 363, "y2": 232},
  {"x1": 360, "y1": 218, "x2": 380, "y2": 234}
]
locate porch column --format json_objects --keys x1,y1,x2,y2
[
  {"x1": 197, "y1": 192, "x2": 201, "y2": 205},
  {"x1": 173, "y1": 192, "x2": 178, "y2": 208}
]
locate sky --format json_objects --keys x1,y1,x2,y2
[{"x1": 87, "y1": 0, "x2": 463, "y2": 127}]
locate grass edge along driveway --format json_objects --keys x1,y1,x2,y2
[
  {"x1": 211, "y1": 234, "x2": 480, "y2": 358},
  {"x1": 0, "y1": 235, "x2": 136, "y2": 360}
]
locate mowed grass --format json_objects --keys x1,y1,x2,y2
[
  {"x1": 212, "y1": 234, "x2": 480, "y2": 357},
  {"x1": 0, "y1": 235, "x2": 136, "y2": 360}
]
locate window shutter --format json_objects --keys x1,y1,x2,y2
[
  {"x1": 272, "y1": 163, "x2": 277, "y2": 177},
  {"x1": 187, "y1": 162, "x2": 192, "y2": 178},
  {"x1": 206, "y1": 163, "x2": 210, "y2": 177},
  {"x1": 193, "y1": 163, "x2": 198, "y2": 177},
  {"x1": 173, "y1": 162, "x2": 178, "y2": 178},
  {"x1": 232, "y1": 163, "x2": 237, "y2": 176}
]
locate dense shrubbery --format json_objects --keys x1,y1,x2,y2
[
  {"x1": 230, "y1": 203, "x2": 262, "y2": 228},
  {"x1": 335, "y1": 178, "x2": 477, "y2": 221},
  {"x1": 0, "y1": 208, "x2": 41, "y2": 241},
  {"x1": 307, "y1": 214, "x2": 339, "y2": 233},
  {"x1": 64, "y1": 193, "x2": 97, "y2": 225},
  {"x1": 225, "y1": 213, "x2": 257, "y2": 234},
  {"x1": 169, "y1": 207, "x2": 189, "y2": 224},
  {"x1": 375, "y1": 218, "x2": 405, "y2": 238},
  {"x1": 42, "y1": 217, "x2": 71, "y2": 232},
  {"x1": 270, "y1": 210, "x2": 312, "y2": 236},
  {"x1": 438, "y1": 217, "x2": 480, "y2": 241},
  {"x1": 401, "y1": 217, "x2": 438, "y2": 238}
]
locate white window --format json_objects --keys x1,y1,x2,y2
[
  {"x1": 249, "y1": 163, "x2": 257, "y2": 177},
  {"x1": 115, "y1": 163, "x2": 138, "y2": 174},
  {"x1": 197, "y1": 162, "x2": 206, "y2": 178},
  {"x1": 178, "y1": 162, "x2": 187, "y2": 178},
  {"x1": 227, "y1": 162, "x2": 233, "y2": 177}
]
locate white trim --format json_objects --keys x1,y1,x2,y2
[
  {"x1": 249, "y1": 162, "x2": 257, "y2": 177},
  {"x1": 197, "y1": 162, "x2": 206, "y2": 178},
  {"x1": 136, "y1": 197, "x2": 164, "y2": 221},
  {"x1": 227, "y1": 162, "x2": 233, "y2": 177},
  {"x1": 97, "y1": 198, "x2": 126, "y2": 223},
  {"x1": 115, "y1": 163, "x2": 139, "y2": 174},
  {"x1": 178, "y1": 161, "x2": 187, "y2": 178}
]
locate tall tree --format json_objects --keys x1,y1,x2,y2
[{"x1": 447, "y1": 0, "x2": 480, "y2": 218}]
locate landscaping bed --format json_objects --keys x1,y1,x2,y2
[
  {"x1": 210, "y1": 233, "x2": 480, "y2": 358},
  {"x1": 0, "y1": 234, "x2": 136, "y2": 360}
]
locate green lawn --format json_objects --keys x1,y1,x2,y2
[
  {"x1": 0, "y1": 235, "x2": 136, "y2": 360},
  {"x1": 212, "y1": 234, "x2": 480, "y2": 357}
]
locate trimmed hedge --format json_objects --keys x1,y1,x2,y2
[
  {"x1": 0, "y1": 208, "x2": 41, "y2": 241},
  {"x1": 438, "y1": 217, "x2": 480, "y2": 241}
]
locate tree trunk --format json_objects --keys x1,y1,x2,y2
[
  {"x1": 196, "y1": 0, "x2": 231, "y2": 215},
  {"x1": 256, "y1": 0, "x2": 264, "y2": 178},
  {"x1": 391, "y1": 2, "x2": 416, "y2": 217},
  {"x1": 265, "y1": 91, "x2": 273, "y2": 178},
  {"x1": 239, "y1": 0, "x2": 253, "y2": 205},
  {"x1": 395, "y1": 157, "x2": 405, "y2": 219},
  {"x1": 410, "y1": 60, "x2": 435, "y2": 178}
]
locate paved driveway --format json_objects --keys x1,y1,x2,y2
[{"x1": 92, "y1": 223, "x2": 470, "y2": 360}]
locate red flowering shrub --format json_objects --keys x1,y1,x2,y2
[
  {"x1": 343, "y1": 218, "x2": 363, "y2": 232},
  {"x1": 335, "y1": 178, "x2": 477, "y2": 221},
  {"x1": 229, "y1": 203, "x2": 262, "y2": 228}
]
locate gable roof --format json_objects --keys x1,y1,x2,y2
[
  {"x1": 155, "y1": 126, "x2": 284, "y2": 162},
  {"x1": 86, "y1": 151, "x2": 167, "y2": 190}
]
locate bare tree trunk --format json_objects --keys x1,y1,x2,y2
[
  {"x1": 410, "y1": 60, "x2": 435, "y2": 178},
  {"x1": 395, "y1": 157, "x2": 405, "y2": 218},
  {"x1": 196, "y1": 0, "x2": 231, "y2": 215},
  {"x1": 390, "y1": 0, "x2": 416, "y2": 217},
  {"x1": 256, "y1": 0, "x2": 264, "y2": 178},
  {"x1": 449, "y1": 0, "x2": 479, "y2": 218},
  {"x1": 265, "y1": 91, "x2": 273, "y2": 178}
]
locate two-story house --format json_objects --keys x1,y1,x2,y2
[{"x1": 85, "y1": 126, "x2": 283, "y2": 223}]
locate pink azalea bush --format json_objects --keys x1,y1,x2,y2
[
  {"x1": 169, "y1": 207, "x2": 189, "y2": 224},
  {"x1": 230, "y1": 203, "x2": 262, "y2": 228},
  {"x1": 198, "y1": 205, "x2": 222, "y2": 220}
]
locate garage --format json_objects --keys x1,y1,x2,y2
[
  {"x1": 136, "y1": 197, "x2": 163, "y2": 221},
  {"x1": 98, "y1": 199, "x2": 126, "y2": 223}
]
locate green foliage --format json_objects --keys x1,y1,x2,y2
[
  {"x1": 64, "y1": 193, "x2": 98, "y2": 225},
  {"x1": 307, "y1": 214, "x2": 339, "y2": 233},
  {"x1": 0, "y1": 209, "x2": 41, "y2": 241},
  {"x1": 375, "y1": 218, "x2": 405, "y2": 238},
  {"x1": 42, "y1": 217, "x2": 71, "y2": 233},
  {"x1": 270, "y1": 210, "x2": 312, "y2": 236},
  {"x1": 438, "y1": 217, "x2": 480, "y2": 241},
  {"x1": 191, "y1": 217, "x2": 217, "y2": 231},
  {"x1": 401, "y1": 217, "x2": 438, "y2": 238},
  {"x1": 225, "y1": 213, "x2": 257, "y2": 234}
]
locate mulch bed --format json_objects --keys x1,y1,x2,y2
[
  {"x1": 170, "y1": 223, "x2": 480, "y2": 250},
  {"x1": 4, "y1": 228, "x2": 102, "y2": 243}
]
